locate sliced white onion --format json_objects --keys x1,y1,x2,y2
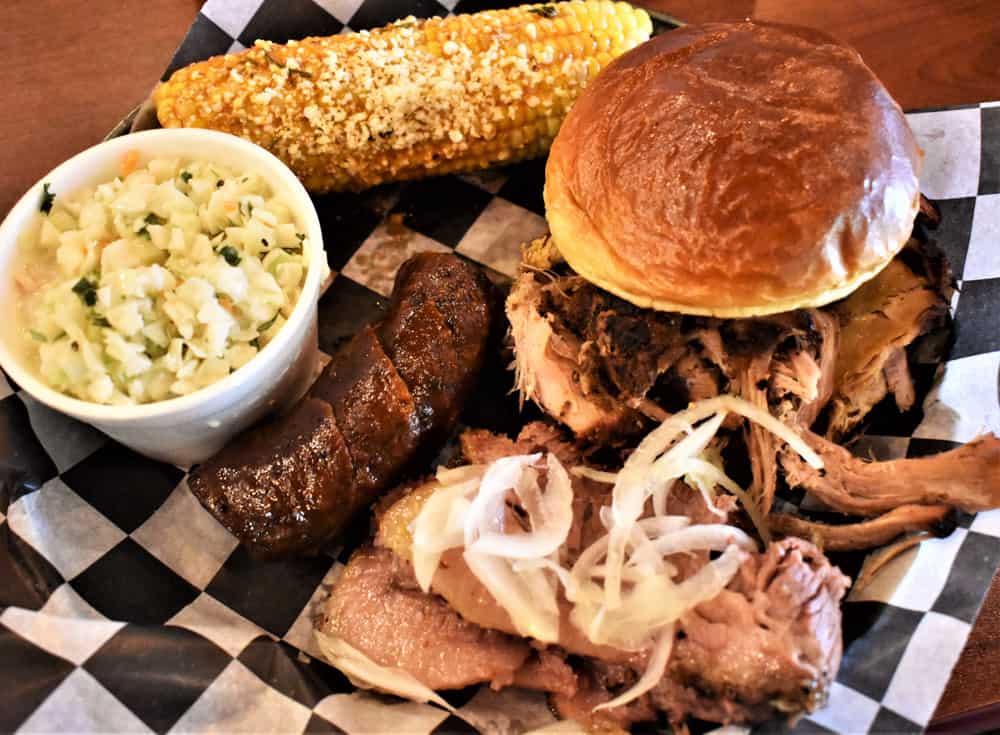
[
  {"x1": 578, "y1": 545, "x2": 745, "y2": 649},
  {"x1": 682, "y1": 457, "x2": 772, "y2": 543},
  {"x1": 411, "y1": 481, "x2": 478, "y2": 593},
  {"x1": 593, "y1": 625, "x2": 675, "y2": 711},
  {"x1": 403, "y1": 393, "x2": 805, "y2": 661},
  {"x1": 464, "y1": 549, "x2": 560, "y2": 642},
  {"x1": 638, "y1": 516, "x2": 694, "y2": 535},
  {"x1": 587, "y1": 561, "x2": 678, "y2": 584},
  {"x1": 644, "y1": 544, "x2": 744, "y2": 630},
  {"x1": 650, "y1": 524, "x2": 756, "y2": 556},
  {"x1": 314, "y1": 630, "x2": 454, "y2": 712},
  {"x1": 651, "y1": 478, "x2": 678, "y2": 517},
  {"x1": 414, "y1": 452, "x2": 573, "y2": 644},
  {"x1": 624, "y1": 526, "x2": 666, "y2": 577},
  {"x1": 645, "y1": 412, "x2": 728, "y2": 486},
  {"x1": 569, "y1": 517, "x2": 691, "y2": 587},
  {"x1": 411, "y1": 551, "x2": 442, "y2": 597},
  {"x1": 470, "y1": 454, "x2": 574, "y2": 559},
  {"x1": 668, "y1": 395, "x2": 823, "y2": 469},
  {"x1": 570, "y1": 466, "x2": 618, "y2": 484},
  {"x1": 512, "y1": 555, "x2": 579, "y2": 599},
  {"x1": 463, "y1": 454, "x2": 542, "y2": 546},
  {"x1": 604, "y1": 412, "x2": 727, "y2": 610}
]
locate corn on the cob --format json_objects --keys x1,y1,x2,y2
[{"x1": 154, "y1": 2, "x2": 652, "y2": 192}]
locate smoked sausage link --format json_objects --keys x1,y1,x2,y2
[{"x1": 188, "y1": 253, "x2": 495, "y2": 557}]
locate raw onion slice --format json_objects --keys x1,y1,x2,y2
[
  {"x1": 638, "y1": 544, "x2": 744, "y2": 631},
  {"x1": 464, "y1": 549, "x2": 560, "y2": 642},
  {"x1": 513, "y1": 555, "x2": 578, "y2": 599},
  {"x1": 613, "y1": 412, "x2": 726, "y2": 524},
  {"x1": 660, "y1": 396, "x2": 823, "y2": 468},
  {"x1": 604, "y1": 412, "x2": 727, "y2": 609},
  {"x1": 470, "y1": 454, "x2": 573, "y2": 559},
  {"x1": 571, "y1": 466, "x2": 617, "y2": 484},
  {"x1": 314, "y1": 630, "x2": 454, "y2": 712},
  {"x1": 576, "y1": 545, "x2": 745, "y2": 649},
  {"x1": 411, "y1": 480, "x2": 478, "y2": 593},
  {"x1": 568, "y1": 518, "x2": 691, "y2": 596},
  {"x1": 463, "y1": 454, "x2": 542, "y2": 546},
  {"x1": 436, "y1": 463, "x2": 487, "y2": 485},
  {"x1": 682, "y1": 457, "x2": 773, "y2": 543},
  {"x1": 593, "y1": 625, "x2": 675, "y2": 711},
  {"x1": 650, "y1": 524, "x2": 756, "y2": 556},
  {"x1": 413, "y1": 452, "x2": 573, "y2": 643}
]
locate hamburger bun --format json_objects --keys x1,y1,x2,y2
[{"x1": 544, "y1": 22, "x2": 922, "y2": 317}]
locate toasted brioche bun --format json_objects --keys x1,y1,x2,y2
[{"x1": 544, "y1": 22, "x2": 922, "y2": 317}]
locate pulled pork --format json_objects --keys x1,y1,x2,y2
[
  {"x1": 780, "y1": 432, "x2": 1000, "y2": 516},
  {"x1": 507, "y1": 231, "x2": 996, "y2": 553},
  {"x1": 509, "y1": 236, "x2": 949, "y2": 446},
  {"x1": 770, "y1": 504, "x2": 954, "y2": 552},
  {"x1": 825, "y1": 247, "x2": 952, "y2": 440}
]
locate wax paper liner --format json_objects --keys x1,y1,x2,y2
[{"x1": 2, "y1": 2, "x2": 1000, "y2": 733}]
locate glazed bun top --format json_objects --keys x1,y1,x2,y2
[{"x1": 544, "y1": 21, "x2": 922, "y2": 317}]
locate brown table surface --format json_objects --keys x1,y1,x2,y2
[{"x1": 3, "y1": 0, "x2": 1000, "y2": 730}]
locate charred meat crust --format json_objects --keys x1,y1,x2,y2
[
  {"x1": 519, "y1": 269, "x2": 838, "y2": 440},
  {"x1": 188, "y1": 254, "x2": 494, "y2": 558}
]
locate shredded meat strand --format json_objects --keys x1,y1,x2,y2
[
  {"x1": 854, "y1": 532, "x2": 934, "y2": 592},
  {"x1": 883, "y1": 347, "x2": 916, "y2": 412},
  {"x1": 781, "y1": 431, "x2": 1000, "y2": 515},
  {"x1": 770, "y1": 504, "x2": 953, "y2": 551},
  {"x1": 736, "y1": 350, "x2": 780, "y2": 518},
  {"x1": 826, "y1": 252, "x2": 950, "y2": 439},
  {"x1": 797, "y1": 308, "x2": 839, "y2": 427}
]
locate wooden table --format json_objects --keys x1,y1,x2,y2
[{"x1": 2, "y1": 0, "x2": 999, "y2": 730}]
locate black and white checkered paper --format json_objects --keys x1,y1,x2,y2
[{"x1": 3, "y1": 2, "x2": 999, "y2": 733}]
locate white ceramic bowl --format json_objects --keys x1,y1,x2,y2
[{"x1": 0, "y1": 129, "x2": 325, "y2": 467}]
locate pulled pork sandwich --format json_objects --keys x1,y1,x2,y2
[
  {"x1": 508, "y1": 21, "x2": 1000, "y2": 551},
  {"x1": 313, "y1": 21, "x2": 1000, "y2": 735}
]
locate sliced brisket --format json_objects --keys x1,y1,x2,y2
[
  {"x1": 320, "y1": 546, "x2": 577, "y2": 697},
  {"x1": 553, "y1": 538, "x2": 848, "y2": 728}
]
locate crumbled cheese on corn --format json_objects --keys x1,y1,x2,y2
[{"x1": 153, "y1": 2, "x2": 653, "y2": 191}]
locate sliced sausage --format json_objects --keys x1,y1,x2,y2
[
  {"x1": 309, "y1": 325, "x2": 419, "y2": 492},
  {"x1": 188, "y1": 253, "x2": 496, "y2": 558},
  {"x1": 377, "y1": 296, "x2": 463, "y2": 438},
  {"x1": 389, "y1": 253, "x2": 495, "y2": 369},
  {"x1": 189, "y1": 398, "x2": 354, "y2": 557}
]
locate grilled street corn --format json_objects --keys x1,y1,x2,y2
[{"x1": 154, "y1": 2, "x2": 652, "y2": 192}]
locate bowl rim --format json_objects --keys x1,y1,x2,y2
[{"x1": 0, "y1": 128, "x2": 325, "y2": 424}]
